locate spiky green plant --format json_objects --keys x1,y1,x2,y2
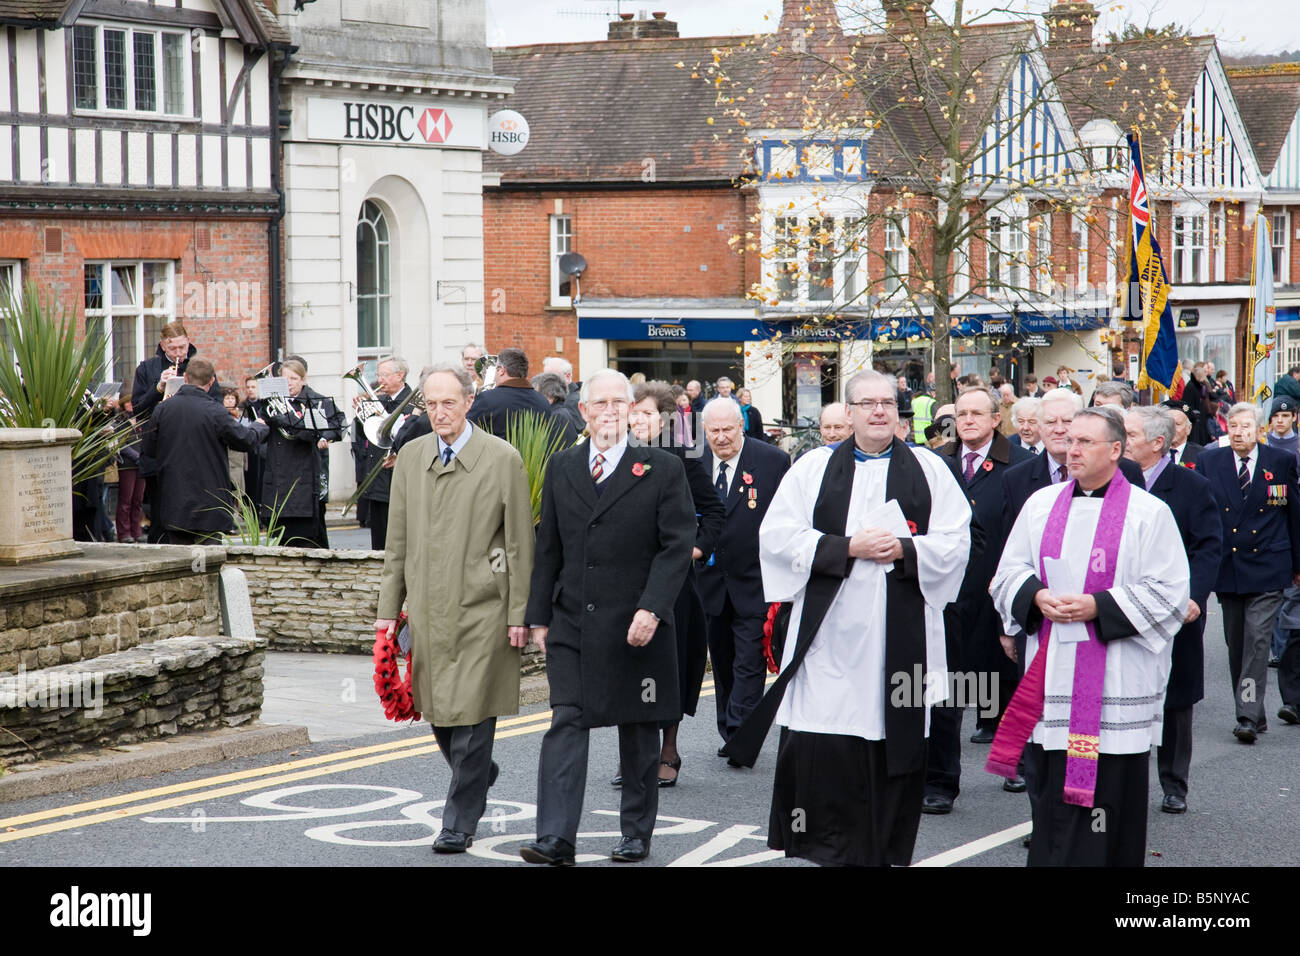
[
  {"x1": 205, "y1": 481, "x2": 295, "y2": 547},
  {"x1": 0, "y1": 282, "x2": 133, "y2": 486},
  {"x1": 504, "y1": 410, "x2": 572, "y2": 524}
]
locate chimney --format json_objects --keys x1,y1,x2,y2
[
  {"x1": 881, "y1": 0, "x2": 931, "y2": 34},
  {"x1": 608, "y1": 9, "x2": 679, "y2": 40},
  {"x1": 1046, "y1": 1, "x2": 1098, "y2": 47}
]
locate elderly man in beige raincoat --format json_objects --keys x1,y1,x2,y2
[{"x1": 376, "y1": 362, "x2": 534, "y2": 855}]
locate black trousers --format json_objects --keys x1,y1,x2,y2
[
  {"x1": 431, "y1": 717, "x2": 497, "y2": 835},
  {"x1": 1279, "y1": 629, "x2": 1300, "y2": 707},
  {"x1": 1024, "y1": 744, "x2": 1148, "y2": 867},
  {"x1": 925, "y1": 702, "x2": 963, "y2": 799},
  {"x1": 367, "y1": 500, "x2": 389, "y2": 552},
  {"x1": 1157, "y1": 707, "x2": 1193, "y2": 799},
  {"x1": 536, "y1": 704, "x2": 660, "y2": 845},
  {"x1": 769, "y1": 730, "x2": 926, "y2": 867},
  {"x1": 706, "y1": 596, "x2": 768, "y2": 742},
  {"x1": 280, "y1": 500, "x2": 329, "y2": 550}
]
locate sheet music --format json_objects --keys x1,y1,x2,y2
[{"x1": 259, "y1": 377, "x2": 290, "y2": 402}]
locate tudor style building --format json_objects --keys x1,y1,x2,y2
[{"x1": 0, "y1": 0, "x2": 287, "y2": 387}]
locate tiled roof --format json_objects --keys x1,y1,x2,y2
[
  {"x1": 1045, "y1": 35, "x2": 1216, "y2": 144},
  {"x1": 486, "y1": 36, "x2": 760, "y2": 184},
  {"x1": 0, "y1": 0, "x2": 288, "y2": 46},
  {"x1": 0, "y1": 0, "x2": 61, "y2": 21},
  {"x1": 1227, "y1": 68, "x2": 1300, "y2": 176}
]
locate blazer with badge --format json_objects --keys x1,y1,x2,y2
[
  {"x1": 1145, "y1": 461, "x2": 1222, "y2": 710},
  {"x1": 696, "y1": 438, "x2": 792, "y2": 618},
  {"x1": 525, "y1": 442, "x2": 696, "y2": 727},
  {"x1": 937, "y1": 432, "x2": 1034, "y2": 671},
  {"x1": 1196, "y1": 442, "x2": 1300, "y2": 595}
]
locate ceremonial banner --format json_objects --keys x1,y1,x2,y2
[
  {"x1": 1125, "y1": 132, "x2": 1182, "y2": 396},
  {"x1": 1246, "y1": 213, "x2": 1277, "y2": 407}
]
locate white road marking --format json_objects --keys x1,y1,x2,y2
[{"x1": 911, "y1": 820, "x2": 1032, "y2": 867}]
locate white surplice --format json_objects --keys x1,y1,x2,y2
[
  {"x1": 990, "y1": 481, "x2": 1190, "y2": 754},
  {"x1": 760, "y1": 446, "x2": 971, "y2": 740}
]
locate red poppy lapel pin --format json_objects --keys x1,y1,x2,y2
[
  {"x1": 632, "y1": 461, "x2": 649, "y2": 477},
  {"x1": 982, "y1": 460, "x2": 994, "y2": 472},
  {"x1": 906, "y1": 520, "x2": 918, "y2": 535},
  {"x1": 1181, "y1": 461, "x2": 1196, "y2": 468},
  {"x1": 1264, "y1": 470, "x2": 1274, "y2": 482},
  {"x1": 742, "y1": 471, "x2": 754, "y2": 485}
]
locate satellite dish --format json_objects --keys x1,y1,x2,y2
[{"x1": 558, "y1": 252, "x2": 587, "y2": 277}]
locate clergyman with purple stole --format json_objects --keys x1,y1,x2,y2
[{"x1": 988, "y1": 405, "x2": 1189, "y2": 866}]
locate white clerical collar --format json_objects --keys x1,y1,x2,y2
[
  {"x1": 589, "y1": 434, "x2": 628, "y2": 477},
  {"x1": 437, "y1": 422, "x2": 472, "y2": 459}
]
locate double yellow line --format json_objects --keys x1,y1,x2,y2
[{"x1": 1, "y1": 678, "x2": 724, "y2": 844}]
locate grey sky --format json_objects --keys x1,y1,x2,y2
[{"x1": 484, "y1": 1, "x2": 1300, "y2": 57}]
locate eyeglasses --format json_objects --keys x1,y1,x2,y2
[
  {"x1": 848, "y1": 399, "x2": 898, "y2": 412},
  {"x1": 586, "y1": 399, "x2": 629, "y2": 412},
  {"x1": 1066, "y1": 437, "x2": 1117, "y2": 449}
]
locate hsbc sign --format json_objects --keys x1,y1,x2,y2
[{"x1": 305, "y1": 97, "x2": 482, "y2": 149}]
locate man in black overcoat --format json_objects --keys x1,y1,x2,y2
[
  {"x1": 696, "y1": 397, "x2": 792, "y2": 751},
  {"x1": 466, "y1": 346, "x2": 556, "y2": 438},
  {"x1": 1123, "y1": 407, "x2": 1221, "y2": 813},
  {"x1": 139, "y1": 359, "x2": 267, "y2": 544},
  {"x1": 521, "y1": 369, "x2": 695, "y2": 866},
  {"x1": 352, "y1": 356, "x2": 413, "y2": 551},
  {"x1": 924, "y1": 386, "x2": 1033, "y2": 813}
]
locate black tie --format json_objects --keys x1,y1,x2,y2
[
  {"x1": 1239, "y1": 457, "x2": 1251, "y2": 497},
  {"x1": 716, "y1": 461, "x2": 729, "y2": 501},
  {"x1": 443, "y1": 447, "x2": 453, "y2": 467}
]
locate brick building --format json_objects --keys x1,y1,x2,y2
[{"x1": 0, "y1": 0, "x2": 288, "y2": 390}]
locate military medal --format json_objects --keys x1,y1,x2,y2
[{"x1": 747, "y1": 487, "x2": 758, "y2": 509}]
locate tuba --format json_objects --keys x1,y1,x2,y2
[{"x1": 343, "y1": 362, "x2": 391, "y2": 447}]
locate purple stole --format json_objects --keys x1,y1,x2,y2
[{"x1": 986, "y1": 476, "x2": 1130, "y2": 807}]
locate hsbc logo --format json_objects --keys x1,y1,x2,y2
[
  {"x1": 334, "y1": 101, "x2": 464, "y2": 146},
  {"x1": 417, "y1": 108, "x2": 453, "y2": 143}
]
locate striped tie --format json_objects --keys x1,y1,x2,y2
[
  {"x1": 592, "y1": 453, "x2": 605, "y2": 482},
  {"x1": 1239, "y1": 457, "x2": 1251, "y2": 497}
]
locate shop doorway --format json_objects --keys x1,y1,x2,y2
[
  {"x1": 783, "y1": 348, "x2": 839, "y2": 425},
  {"x1": 608, "y1": 340, "x2": 742, "y2": 393}
]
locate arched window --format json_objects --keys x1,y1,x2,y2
[{"x1": 356, "y1": 200, "x2": 390, "y2": 363}]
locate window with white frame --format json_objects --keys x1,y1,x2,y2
[
  {"x1": 1171, "y1": 208, "x2": 1207, "y2": 284},
  {"x1": 72, "y1": 23, "x2": 191, "y2": 116},
  {"x1": 986, "y1": 214, "x2": 1003, "y2": 294},
  {"x1": 772, "y1": 216, "x2": 799, "y2": 302},
  {"x1": 953, "y1": 211, "x2": 971, "y2": 298},
  {"x1": 1072, "y1": 212, "x2": 1089, "y2": 293},
  {"x1": 1271, "y1": 209, "x2": 1289, "y2": 284},
  {"x1": 1034, "y1": 213, "x2": 1052, "y2": 295},
  {"x1": 1213, "y1": 207, "x2": 1226, "y2": 282},
  {"x1": 356, "y1": 200, "x2": 391, "y2": 360},
  {"x1": 842, "y1": 218, "x2": 867, "y2": 302},
  {"x1": 84, "y1": 261, "x2": 174, "y2": 385},
  {"x1": 0, "y1": 260, "x2": 20, "y2": 309},
  {"x1": 549, "y1": 214, "x2": 573, "y2": 307},
  {"x1": 883, "y1": 215, "x2": 908, "y2": 297},
  {"x1": 808, "y1": 218, "x2": 835, "y2": 302},
  {"x1": 1005, "y1": 217, "x2": 1029, "y2": 290}
]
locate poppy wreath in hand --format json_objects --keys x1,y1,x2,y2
[{"x1": 372, "y1": 612, "x2": 420, "y2": 722}]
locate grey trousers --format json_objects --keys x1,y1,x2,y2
[
  {"x1": 1157, "y1": 706, "x2": 1192, "y2": 799},
  {"x1": 1219, "y1": 591, "x2": 1282, "y2": 725},
  {"x1": 536, "y1": 704, "x2": 660, "y2": 845},
  {"x1": 431, "y1": 717, "x2": 497, "y2": 835}
]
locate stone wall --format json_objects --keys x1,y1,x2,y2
[
  {"x1": 224, "y1": 545, "x2": 546, "y2": 673},
  {"x1": 0, "y1": 635, "x2": 265, "y2": 764},
  {"x1": 0, "y1": 543, "x2": 224, "y2": 675},
  {"x1": 226, "y1": 546, "x2": 385, "y2": 653}
]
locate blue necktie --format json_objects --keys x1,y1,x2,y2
[
  {"x1": 443, "y1": 447, "x2": 453, "y2": 467},
  {"x1": 716, "y1": 461, "x2": 728, "y2": 501}
]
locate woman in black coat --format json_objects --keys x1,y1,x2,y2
[
  {"x1": 614, "y1": 380, "x2": 725, "y2": 787},
  {"x1": 1182, "y1": 362, "x2": 1214, "y2": 447},
  {"x1": 254, "y1": 357, "x2": 344, "y2": 548}
]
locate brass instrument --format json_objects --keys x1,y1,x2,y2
[
  {"x1": 342, "y1": 362, "x2": 390, "y2": 447},
  {"x1": 250, "y1": 362, "x2": 295, "y2": 439},
  {"x1": 474, "y1": 353, "x2": 500, "y2": 392}
]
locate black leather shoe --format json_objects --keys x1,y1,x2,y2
[
  {"x1": 611, "y1": 837, "x2": 649, "y2": 862},
  {"x1": 432, "y1": 829, "x2": 473, "y2": 853},
  {"x1": 519, "y1": 835, "x2": 576, "y2": 866},
  {"x1": 969, "y1": 727, "x2": 996, "y2": 744},
  {"x1": 921, "y1": 793, "x2": 954, "y2": 814},
  {"x1": 1269, "y1": 656, "x2": 1281, "y2": 668},
  {"x1": 726, "y1": 757, "x2": 744, "y2": 769},
  {"x1": 1003, "y1": 775, "x2": 1027, "y2": 793},
  {"x1": 610, "y1": 772, "x2": 623, "y2": 788},
  {"x1": 1233, "y1": 719, "x2": 1257, "y2": 743},
  {"x1": 1279, "y1": 704, "x2": 1300, "y2": 724},
  {"x1": 1161, "y1": 794, "x2": 1187, "y2": 814},
  {"x1": 717, "y1": 746, "x2": 728, "y2": 758}
]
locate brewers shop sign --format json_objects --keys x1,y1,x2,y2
[{"x1": 306, "y1": 97, "x2": 483, "y2": 148}]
